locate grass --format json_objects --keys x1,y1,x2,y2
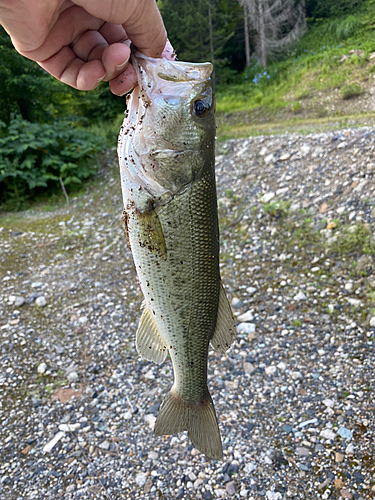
[{"x1": 215, "y1": 0, "x2": 375, "y2": 138}]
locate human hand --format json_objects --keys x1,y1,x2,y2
[{"x1": 0, "y1": 0, "x2": 175, "y2": 94}]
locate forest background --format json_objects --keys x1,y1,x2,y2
[{"x1": 0, "y1": 0, "x2": 373, "y2": 210}]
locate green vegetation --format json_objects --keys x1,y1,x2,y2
[{"x1": 215, "y1": 0, "x2": 375, "y2": 137}]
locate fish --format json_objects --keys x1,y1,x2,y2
[{"x1": 117, "y1": 50, "x2": 236, "y2": 459}]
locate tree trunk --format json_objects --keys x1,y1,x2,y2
[
  {"x1": 208, "y1": 2, "x2": 215, "y2": 83},
  {"x1": 257, "y1": 0, "x2": 267, "y2": 67},
  {"x1": 243, "y1": 4, "x2": 250, "y2": 67}
]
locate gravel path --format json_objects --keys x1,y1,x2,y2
[{"x1": 1, "y1": 128, "x2": 374, "y2": 500}]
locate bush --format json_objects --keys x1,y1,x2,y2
[
  {"x1": 340, "y1": 82, "x2": 362, "y2": 99},
  {"x1": 0, "y1": 118, "x2": 105, "y2": 209}
]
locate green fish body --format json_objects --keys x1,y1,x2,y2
[{"x1": 118, "y1": 52, "x2": 236, "y2": 459}]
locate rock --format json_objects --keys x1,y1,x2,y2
[
  {"x1": 279, "y1": 152, "x2": 291, "y2": 161},
  {"x1": 231, "y1": 297, "x2": 243, "y2": 309},
  {"x1": 335, "y1": 452, "x2": 344, "y2": 463},
  {"x1": 320, "y1": 429, "x2": 336, "y2": 440},
  {"x1": 243, "y1": 362, "x2": 256, "y2": 374},
  {"x1": 237, "y1": 310, "x2": 254, "y2": 322},
  {"x1": 266, "y1": 491, "x2": 283, "y2": 500},
  {"x1": 290, "y1": 371, "x2": 302, "y2": 380},
  {"x1": 202, "y1": 491, "x2": 212, "y2": 500},
  {"x1": 282, "y1": 424, "x2": 293, "y2": 434},
  {"x1": 58, "y1": 423, "x2": 80, "y2": 432},
  {"x1": 340, "y1": 489, "x2": 353, "y2": 499},
  {"x1": 35, "y1": 296, "x2": 47, "y2": 307},
  {"x1": 265, "y1": 365, "x2": 277, "y2": 376},
  {"x1": 67, "y1": 371, "x2": 79, "y2": 383},
  {"x1": 176, "y1": 488, "x2": 185, "y2": 499},
  {"x1": 294, "y1": 291, "x2": 306, "y2": 301},
  {"x1": 37, "y1": 362, "x2": 47, "y2": 374},
  {"x1": 194, "y1": 478, "x2": 204, "y2": 489},
  {"x1": 225, "y1": 481, "x2": 236, "y2": 496},
  {"x1": 264, "y1": 154, "x2": 275, "y2": 165},
  {"x1": 369, "y1": 317, "x2": 375, "y2": 327},
  {"x1": 322, "y1": 398, "x2": 335, "y2": 408},
  {"x1": 43, "y1": 431, "x2": 65, "y2": 453},
  {"x1": 246, "y1": 287, "x2": 257, "y2": 295},
  {"x1": 244, "y1": 462, "x2": 256, "y2": 473},
  {"x1": 345, "y1": 443, "x2": 354, "y2": 455},
  {"x1": 148, "y1": 451, "x2": 158, "y2": 461},
  {"x1": 277, "y1": 361, "x2": 286, "y2": 371},
  {"x1": 296, "y1": 447, "x2": 309, "y2": 457},
  {"x1": 237, "y1": 323, "x2": 256, "y2": 334},
  {"x1": 135, "y1": 472, "x2": 148, "y2": 487},
  {"x1": 261, "y1": 192, "x2": 275, "y2": 203},
  {"x1": 300, "y1": 145, "x2": 310, "y2": 156},
  {"x1": 99, "y1": 440, "x2": 110, "y2": 450},
  {"x1": 337, "y1": 427, "x2": 352, "y2": 441},
  {"x1": 144, "y1": 414, "x2": 156, "y2": 430},
  {"x1": 144, "y1": 477, "x2": 153, "y2": 494},
  {"x1": 66, "y1": 484, "x2": 76, "y2": 492}
]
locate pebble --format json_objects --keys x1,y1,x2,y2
[
  {"x1": 67, "y1": 371, "x2": 79, "y2": 383},
  {"x1": 58, "y1": 423, "x2": 80, "y2": 432},
  {"x1": 231, "y1": 297, "x2": 243, "y2": 308},
  {"x1": 237, "y1": 322, "x2": 256, "y2": 334},
  {"x1": 261, "y1": 192, "x2": 275, "y2": 203},
  {"x1": 135, "y1": 472, "x2": 148, "y2": 487},
  {"x1": 99, "y1": 440, "x2": 110, "y2": 450},
  {"x1": 320, "y1": 429, "x2": 336, "y2": 440},
  {"x1": 43, "y1": 432, "x2": 65, "y2": 453},
  {"x1": 340, "y1": 489, "x2": 353, "y2": 499},
  {"x1": 337, "y1": 427, "x2": 352, "y2": 440},
  {"x1": 345, "y1": 443, "x2": 354, "y2": 455},
  {"x1": 35, "y1": 296, "x2": 47, "y2": 307},
  {"x1": 295, "y1": 447, "x2": 309, "y2": 457},
  {"x1": 294, "y1": 291, "x2": 306, "y2": 301},
  {"x1": 335, "y1": 452, "x2": 344, "y2": 462},
  {"x1": 225, "y1": 481, "x2": 236, "y2": 496},
  {"x1": 37, "y1": 362, "x2": 47, "y2": 374},
  {"x1": 369, "y1": 316, "x2": 375, "y2": 327},
  {"x1": 236, "y1": 310, "x2": 254, "y2": 322},
  {"x1": 246, "y1": 286, "x2": 257, "y2": 295},
  {"x1": 265, "y1": 365, "x2": 276, "y2": 376}
]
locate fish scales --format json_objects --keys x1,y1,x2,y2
[{"x1": 118, "y1": 50, "x2": 236, "y2": 459}]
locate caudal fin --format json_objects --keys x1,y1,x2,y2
[{"x1": 154, "y1": 391, "x2": 223, "y2": 459}]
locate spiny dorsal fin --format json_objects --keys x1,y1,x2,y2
[
  {"x1": 136, "y1": 305, "x2": 168, "y2": 364},
  {"x1": 210, "y1": 283, "x2": 236, "y2": 352}
]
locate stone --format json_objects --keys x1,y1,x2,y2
[
  {"x1": 277, "y1": 362, "x2": 287, "y2": 371},
  {"x1": 246, "y1": 286, "x2": 257, "y2": 295},
  {"x1": 237, "y1": 323, "x2": 256, "y2": 335},
  {"x1": 237, "y1": 310, "x2": 254, "y2": 322},
  {"x1": 345, "y1": 443, "x2": 354, "y2": 455},
  {"x1": 135, "y1": 472, "x2": 148, "y2": 487},
  {"x1": 148, "y1": 451, "x2": 158, "y2": 460},
  {"x1": 294, "y1": 291, "x2": 306, "y2": 301},
  {"x1": 43, "y1": 431, "x2": 65, "y2": 453},
  {"x1": 320, "y1": 429, "x2": 336, "y2": 440},
  {"x1": 58, "y1": 423, "x2": 80, "y2": 432},
  {"x1": 99, "y1": 440, "x2": 110, "y2": 450},
  {"x1": 337, "y1": 427, "x2": 352, "y2": 441},
  {"x1": 295, "y1": 447, "x2": 309, "y2": 457},
  {"x1": 37, "y1": 362, "x2": 47, "y2": 374},
  {"x1": 265, "y1": 365, "x2": 277, "y2": 376},
  {"x1": 340, "y1": 489, "x2": 353, "y2": 499},
  {"x1": 67, "y1": 371, "x2": 79, "y2": 383},
  {"x1": 243, "y1": 362, "x2": 256, "y2": 374},
  {"x1": 231, "y1": 298, "x2": 243, "y2": 309},
  {"x1": 261, "y1": 192, "x2": 275, "y2": 203},
  {"x1": 35, "y1": 296, "x2": 47, "y2": 307},
  {"x1": 225, "y1": 481, "x2": 236, "y2": 496}
]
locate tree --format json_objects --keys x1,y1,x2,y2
[
  {"x1": 160, "y1": 0, "x2": 243, "y2": 83},
  {"x1": 240, "y1": 0, "x2": 306, "y2": 67}
]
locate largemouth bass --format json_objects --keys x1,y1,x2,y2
[{"x1": 117, "y1": 51, "x2": 236, "y2": 459}]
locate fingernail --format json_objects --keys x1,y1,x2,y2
[
  {"x1": 115, "y1": 60, "x2": 128, "y2": 72},
  {"x1": 97, "y1": 74, "x2": 107, "y2": 83}
]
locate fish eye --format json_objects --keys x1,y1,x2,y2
[{"x1": 193, "y1": 99, "x2": 210, "y2": 118}]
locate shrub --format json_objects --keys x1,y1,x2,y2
[
  {"x1": 0, "y1": 118, "x2": 105, "y2": 209},
  {"x1": 340, "y1": 82, "x2": 362, "y2": 99}
]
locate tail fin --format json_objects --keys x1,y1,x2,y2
[{"x1": 154, "y1": 391, "x2": 223, "y2": 459}]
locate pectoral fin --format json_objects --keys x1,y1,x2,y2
[
  {"x1": 137, "y1": 210, "x2": 167, "y2": 259},
  {"x1": 136, "y1": 305, "x2": 168, "y2": 364},
  {"x1": 210, "y1": 283, "x2": 236, "y2": 352}
]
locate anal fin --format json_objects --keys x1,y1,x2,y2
[
  {"x1": 136, "y1": 305, "x2": 168, "y2": 364},
  {"x1": 210, "y1": 283, "x2": 236, "y2": 352}
]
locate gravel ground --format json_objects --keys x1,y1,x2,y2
[{"x1": 1, "y1": 128, "x2": 375, "y2": 500}]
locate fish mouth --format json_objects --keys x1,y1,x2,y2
[{"x1": 131, "y1": 48, "x2": 213, "y2": 105}]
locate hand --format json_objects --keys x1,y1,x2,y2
[{"x1": 0, "y1": 0, "x2": 174, "y2": 94}]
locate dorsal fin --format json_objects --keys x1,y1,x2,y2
[{"x1": 210, "y1": 283, "x2": 236, "y2": 352}]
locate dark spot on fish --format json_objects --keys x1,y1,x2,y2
[
  {"x1": 152, "y1": 310, "x2": 155, "y2": 315},
  {"x1": 180, "y1": 261, "x2": 183, "y2": 264},
  {"x1": 190, "y1": 361, "x2": 194, "y2": 367}
]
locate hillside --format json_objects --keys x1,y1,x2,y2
[{"x1": 216, "y1": 0, "x2": 375, "y2": 138}]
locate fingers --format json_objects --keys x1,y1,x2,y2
[{"x1": 39, "y1": 46, "x2": 106, "y2": 91}]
